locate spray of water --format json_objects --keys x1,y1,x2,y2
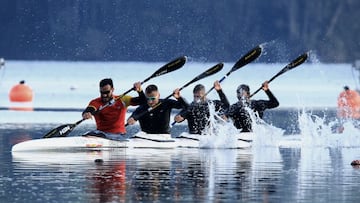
[
  {"x1": 198, "y1": 101, "x2": 284, "y2": 148},
  {"x1": 198, "y1": 102, "x2": 239, "y2": 149},
  {"x1": 248, "y1": 107, "x2": 284, "y2": 147},
  {"x1": 298, "y1": 108, "x2": 360, "y2": 148}
]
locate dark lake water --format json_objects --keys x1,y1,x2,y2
[{"x1": 1, "y1": 109, "x2": 360, "y2": 203}]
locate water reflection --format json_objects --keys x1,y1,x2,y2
[
  {"x1": 6, "y1": 146, "x2": 360, "y2": 202},
  {"x1": 10, "y1": 148, "x2": 253, "y2": 202}
]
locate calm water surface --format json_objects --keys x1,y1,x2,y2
[{"x1": 1, "y1": 123, "x2": 360, "y2": 202}]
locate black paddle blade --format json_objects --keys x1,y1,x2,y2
[
  {"x1": 163, "y1": 63, "x2": 224, "y2": 100},
  {"x1": 202, "y1": 62, "x2": 224, "y2": 79},
  {"x1": 249, "y1": 51, "x2": 309, "y2": 98},
  {"x1": 181, "y1": 62, "x2": 224, "y2": 90},
  {"x1": 230, "y1": 45, "x2": 263, "y2": 74},
  {"x1": 119, "y1": 56, "x2": 187, "y2": 97},
  {"x1": 273, "y1": 52, "x2": 308, "y2": 81},
  {"x1": 146, "y1": 56, "x2": 187, "y2": 82},
  {"x1": 43, "y1": 123, "x2": 75, "y2": 138}
]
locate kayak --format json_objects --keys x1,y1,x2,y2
[
  {"x1": 12, "y1": 148, "x2": 181, "y2": 166},
  {"x1": 11, "y1": 131, "x2": 254, "y2": 152}
]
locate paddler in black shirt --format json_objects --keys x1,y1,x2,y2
[
  {"x1": 127, "y1": 84, "x2": 189, "y2": 134},
  {"x1": 226, "y1": 81, "x2": 279, "y2": 132},
  {"x1": 174, "y1": 81, "x2": 230, "y2": 134}
]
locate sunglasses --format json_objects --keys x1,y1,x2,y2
[
  {"x1": 146, "y1": 96, "x2": 157, "y2": 101},
  {"x1": 100, "y1": 90, "x2": 111, "y2": 95}
]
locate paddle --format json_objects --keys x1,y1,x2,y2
[
  {"x1": 249, "y1": 52, "x2": 309, "y2": 98},
  {"x1": 98, "y1": 55, "x2": 187, "y2": 110},
  {"x1": 43, "y1": 56, "x2": 187, "y2": 138},
  {"x1": 161, "y1": 62, "x2": 224, "y2": 101},
  {"x1": 177, "y1": 135, "x2": 253, "y2": 143},
  {"x1": 170, "y1": 46, "x2": 262, "y2": 128},
  {"x1": 205, "y1": 45, "x2": 263, "y2": 96},
  {"x1": 119, "y1": 56, "x2": 187, "y2": 97},
  {"x1": 126, "y1": 62, "x2": 224, "y2": 126}
]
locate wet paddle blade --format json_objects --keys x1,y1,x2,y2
[
  {"x1": 120, "y1": 56, "x2": 187, "y2": 96},
  {"x1": 228, "y1": 45, "x2": 263, "y2": 76},
  {"x1": 43, "y1": 124, "x2": 75, "y2": 138},
  {"x1": 250, "y1": 51, "x2": 309, "y2": 98},
  {"x1": 163, "y1": 63, "x2": 223, "y2": 100},
  {"x1": 206, "y1": 45, "x2": 263, "y2": 95},
  {"x1": 180, "y1": 63, "x2": 224, "y2": 91},
  {"x1": 147, "y1": 56, "x2": 187, "y2": 81},
  {"x1": 43, "y1": 119, "x2": 84, "y2": 138},
  {"x1": 268, "y1": 52, "x2": 308, "y2": 83}
]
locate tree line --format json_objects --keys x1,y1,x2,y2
[{"x1": 0, "y1": 0, "x2": 359, "y2": 63}]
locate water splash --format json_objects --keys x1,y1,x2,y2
[
  {"x1": 307, "y1": 50, "x2": 321, "y2": 64},
  {"x1": 249, "y1": 107, "x2": 284, "y2": 147},
  {"x1": 198, "y1": 102, "x2": 284, "y2": 148},
  {"x1": 298, "y1": 108, "x2": 360, "y2": 148},
  {"x1": 199, "y1": 102, "x2": 239, "y2": 149}
]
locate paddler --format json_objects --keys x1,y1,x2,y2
[
  {"x1": 226, "y1": 81, "x2": 279, "y2": 132},
  {"x1": 173, "y1": 80, "x2": 230, "y2": 135},
  {"x1": 82, "y1": 78, "x2": 146, "y2": 139},
  {"x1": 127, "y1": 84, "x2": 189, "y2": 134},
  {"x1": 337, "y1": 86, "x2": 360, "y2": 119},
  {"x1": 336, "y1": 86, "x2": 360, "y2": 133}
]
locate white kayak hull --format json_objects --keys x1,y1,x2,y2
[{"x1": 11, "y1": 131, "x2": 254, "y2": 152}]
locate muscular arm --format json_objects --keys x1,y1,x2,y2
[
  {"x1": 82, "y1": 105, "x2": 96, "y2": 119},
  {"x1": 217, "y1": 89, "x2": 230, "y2": 109},
  {"x1": 83, "y1": 106, "x2": 96, "y2": 113},
  {"x1": 129, "y1": 90, "x2": 146, "y2": 106},
  {"x1": 174, "y1": 96, "x2": 189, "y2": 109},
  {"x1": 129, "y1": 105, "x2": 148, "y2": 121},
  {"x1": 251, "y1": 90, "x2": 279, "y2": 118},
  {"x1": 264, "y1": 89, "x2": 279, "y2": 108}
]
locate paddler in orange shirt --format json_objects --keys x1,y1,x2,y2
[
  {"x1": 336, "y1": 86, "x2": 360, "y2": 133},
  {"x1": 337, "y1": 86, "x2": 360, "y2": 119},
  {"x1": 82, "y1": 78, "x2": 146, "y2": 140}
]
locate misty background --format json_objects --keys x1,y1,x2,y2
[{"x1": 0, "y1": 0, "x2": 359, "y2": 63}]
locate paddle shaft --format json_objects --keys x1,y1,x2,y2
[
  {"x1": 127, "y1": 63, "x2": 224, "y2": 126},
  {"x1": 249, "y1": 52, "x2": 308, "y2": 98},
  {"x1": 204, "y1": 74, "x2": 228, "y2": 96},
  {"x1": 100, "y1": 56, "x2": 187, "y2": 110},
  {"x1": 148, "y1": 63, "x2": 224, "y2": 108},
  {"x1": 205, "y1": 45, "x2": 263, "y2": 96},
  {"x1": 120, "y1": 57, "x2": 186, "y2": 96}
]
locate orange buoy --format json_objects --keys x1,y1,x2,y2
[{"x1": 9, "y1": 80, "x2": 34, "y2": 111}]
